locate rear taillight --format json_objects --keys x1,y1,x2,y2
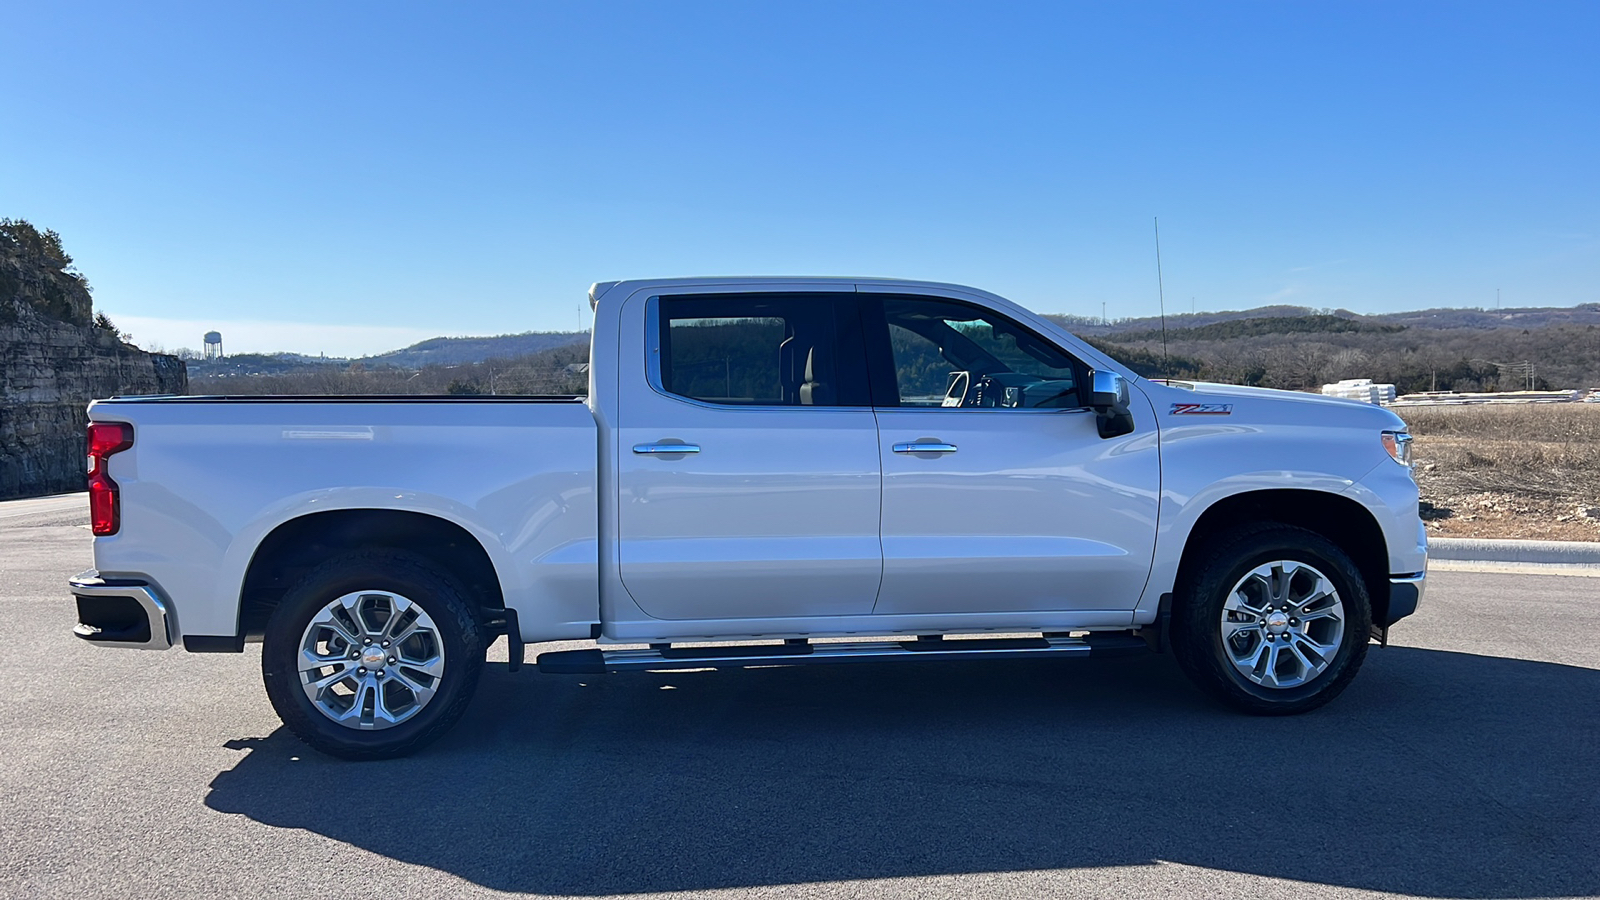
[{"x1": 87, "y1": 422, "x2": 134, "y2": 536}]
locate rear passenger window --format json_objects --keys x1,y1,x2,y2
[{"x1": 656, "y1": 294, "x2": 868, "y2": 407}]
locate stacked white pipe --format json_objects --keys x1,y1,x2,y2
[{"x1": 1320, "y1": 379, "x2": 1398, "y2": 405}]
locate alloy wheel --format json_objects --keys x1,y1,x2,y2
[
  {"x1": 1220, "y1": 560, "x2": 1346, "y2": 689},
  {"x1": 297, "y1": 590, "x2": 446, "y2": 729}
]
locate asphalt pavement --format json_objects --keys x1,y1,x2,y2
[{"x1": 2, "y1": 497, "x2": 1596, "y2": 900}]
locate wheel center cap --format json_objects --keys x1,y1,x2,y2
[
  {"x1": 361, "y1": 646, "x2": 387, "y2": 669},
  {"x1": 1265, "y1": 611, "x2": 1290, "y2": 634}
]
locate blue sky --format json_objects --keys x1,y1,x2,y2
[{"x1": 3, "y1": 1, "x2": 1596, "y2": 356}]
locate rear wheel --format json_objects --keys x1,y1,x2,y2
[
  {"x1": 1172, "y1": 525, "x2": 1371, "y2": 715},
  {"x1": 261, "y1": 551, "x2": 485, "y2": 759}
]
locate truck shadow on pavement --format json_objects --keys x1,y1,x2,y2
[{"x1": 206, "y1": 647, "x2": 1599, "y2": 898}]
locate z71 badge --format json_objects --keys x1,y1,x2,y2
[{"x1": 1169, "y1": 403, "x2": 1233, "y2": 415}]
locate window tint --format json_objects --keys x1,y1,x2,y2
[
  {"x1": 882, "y1": 297, "x2": 1081, "y2": 409},
  {"x1": 658, "y1": 295, "x2": 865, "y2": 407}
]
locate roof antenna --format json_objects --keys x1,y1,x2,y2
[{"x1": 1154, "y1": 216, "x2": 1169, "y2": 369}]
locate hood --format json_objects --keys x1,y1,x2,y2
[{"x1": 1150, "y1": 380, "x2": 1407, "y2": 428}]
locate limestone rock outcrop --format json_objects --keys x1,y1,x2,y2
[{"x1": 1, "y1": 221, "x2": 186, "y2": 499}]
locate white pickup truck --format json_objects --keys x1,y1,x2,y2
[{"x1": 70, "y1": 277, "x2": 1426, "y2": 759}]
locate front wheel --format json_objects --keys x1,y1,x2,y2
[
  {"x1": 261, "y1": 551, "x2": 485, "y2": 759},
  {"x1": 1171, "y1": 525, "x2": 1371, "y2": 715}
]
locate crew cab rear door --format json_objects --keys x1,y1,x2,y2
[
  {"x1": 861, "y1": 291, "x2": 1160, "y2": 616},
  {"x1": 614, "y1": 288, "x2": 883, "y2": 620}
]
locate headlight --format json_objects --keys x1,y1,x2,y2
[{"x1": 1381, "y1": 430, "x2": 1413, "y2": 467}]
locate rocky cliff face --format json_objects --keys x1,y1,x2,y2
[{"x1": 1, "y1": 221, "x2": 186, "y2": 500}]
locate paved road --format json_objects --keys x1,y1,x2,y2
[{"x1": 3, "y1": 498, "x2": 1597, "y2": 900}]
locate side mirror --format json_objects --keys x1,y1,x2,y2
[{"x1": 1088, "y1": 369, "x2": 1135, "y2": 439}]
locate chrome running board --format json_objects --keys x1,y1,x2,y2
[{"x1": 536, "y1": 632, "x2": 1147, "y2": 675}]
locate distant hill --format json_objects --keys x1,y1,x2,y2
[
  {"x1": 1079, "y1": 307, "x2": 1600, "y2": 393},
  {"x1": 1106, "y1": 315, "x2": 1404, "y2": 344},
  {"x1": 184, "y1": 352, "x2": 343, "y2": 378},
  {"x1": 365, "y1": 331, "x2": 588, "y2": 367},
  {"x1": 1052, "y1": 302, "x2": 1600, "y2": 337},
  {"x1": 1054, "y1": 305, "x2": 1355, "y2": 337},
  {"x1": 1369, "y1": 303, "x2": 1600, "y2": 330},
  {"x1": 185, "y1": 331, "x2": 591, "y2": 381}
]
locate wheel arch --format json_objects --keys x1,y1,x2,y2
[
  {"x1": 239, "y1": 509, "x2": 506, "y2": 641},
  {"x1": 1174, "y1": 489, "x2": 1393, "y2": 626}
]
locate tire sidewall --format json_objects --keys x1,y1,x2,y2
[{"x1": 261, "y1": 553, "x2": 483, "y2": 758}]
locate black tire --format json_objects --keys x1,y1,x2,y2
[
  {"x1": 1171, "y1": 524, "x2": 1371, "y2": 715},
  {"x1": 261, "y1": 551, "x2": 485, "y2": 760}
]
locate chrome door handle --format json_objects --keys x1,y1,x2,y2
[
  {"x1": 892, "y1": 442, "x2": 958, "y2": 453},
  {"x1": 633, "y1": 442, "x2": 701, "y2": 455}
]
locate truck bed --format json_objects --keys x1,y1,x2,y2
[{"x1": 86, "y1": 395, "x2": 600, "y2": 644}]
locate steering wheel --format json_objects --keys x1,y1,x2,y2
[{"x1": 968, "y1": 374, "x2": 1004, "y2": 407}]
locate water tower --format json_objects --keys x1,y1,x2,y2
[{"x1": 203, "y1": 331, "x2": 223, "y2": 360}]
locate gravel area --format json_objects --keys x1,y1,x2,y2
[{"x1": 1400, "y1": 403, "x2": 1600, "y2": 540}]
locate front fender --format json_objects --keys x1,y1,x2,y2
[{"x1": 1135, "y1": 406, "x2": 1392, "y2": 623}]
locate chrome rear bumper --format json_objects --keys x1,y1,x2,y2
[{"x1": 69, "y1": 571, "x2": 173, "y2": 650}]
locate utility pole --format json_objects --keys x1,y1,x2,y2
[
  {"x1": 1102, "y1": 302, "x2": 1107, "y2": 325},
  {"x1": 1472, "y1": 357, "x2": 1536, "y2": 392}
]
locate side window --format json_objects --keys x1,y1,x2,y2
[
  {"x1": 657, "y1": 294, "x2": 867, "y2": 407},
  {"x1": 882, "y1": 297, "x2": 1082, "y2": 409}
]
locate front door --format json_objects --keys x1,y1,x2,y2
[
  {"x1": 867, "y1": 294, "x2": 1160, "y2": 616},
  {"x1": 616, "y1": 290, "x2": 883, "y2": 621}
]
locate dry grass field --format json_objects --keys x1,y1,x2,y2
[{"x1": 1396, "y1": 403, "x2": 1600, "y2": 541}]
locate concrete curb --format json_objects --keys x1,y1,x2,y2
[{"x1": 1430, "y1": 537, "x2": 1600, "y2": 565}]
